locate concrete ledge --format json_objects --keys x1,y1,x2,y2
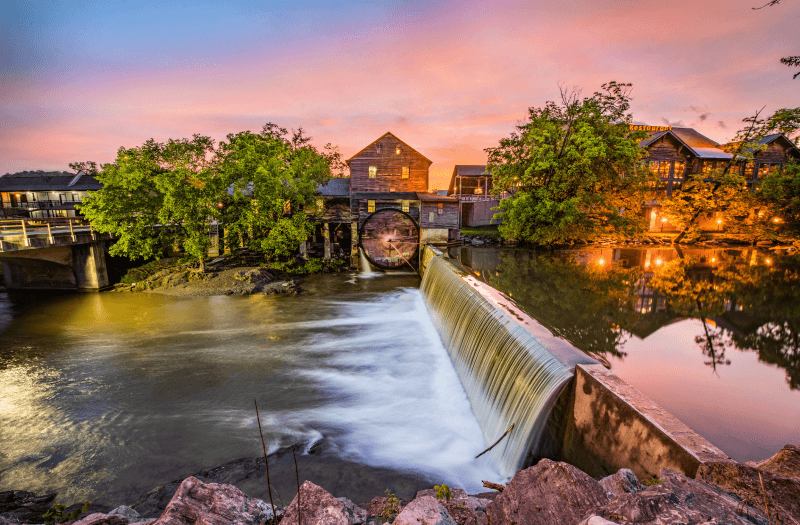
[{"x1": 564, "y1": 364, "x2": 733, "y2": 479}]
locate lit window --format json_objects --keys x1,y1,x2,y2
[
  {"x1": 673, "y1": 161, "x2": 685, "y2": 179},
  {"x1": 316, "y1": 198, "x2": 324, "y2": 214},
  {"x1": 368, "y1": 200, "x2": 375, "y2": 213},
  {"x1": 702, "y1": 161, "x2": 715, "y2": 175},
  {"x1": 389, "y1": 187, "x2": 396, "y2": 192},
  {"x1": 376, "y1": 144, "x2": 382, "y2": 154},
  {"x1": 369, "y1": 166, "x2": 377, "y2": 178},
  {"x1": 283, "y1": 200, "x2": 291, "y2": 214},
  {"x1": 745, "y1": 162, "x2": 755, "y2": 179},
  {"x1": 402, "y1": 167, "x2": 409, "y2": 179},
  {"x1": 402, "y1": 200, "x2": 409, "y2": 212},
  {"x1": 396, "y1": 145, "x2": 402, "y2": 154},
  {"x1": 437, "y1": 202, "x2": 443, "y2": 215},
  {"x1": 429, "y1": 211, "x2": 435, "y2": 222}
]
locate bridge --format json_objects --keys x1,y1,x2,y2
[{"x1": 0, "y1": 218, "x2": 115, "y2": 291}]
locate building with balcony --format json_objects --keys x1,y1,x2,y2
[
  {"x1": 446, "y1": 165, "x2": 509, "y2": 227},
  {"x1": 0, "y1": 170, "x2": 102, "y2": 218}
]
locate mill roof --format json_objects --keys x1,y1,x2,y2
[
  {"x1": 317, "y1": 177, "x2": 351, "y2": 197},
  {"x1": 346, "y1": 132, "x2": 433, "y2": 165}
]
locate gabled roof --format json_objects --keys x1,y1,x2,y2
[
  {"x1": 760, "y1": 133, "x2": 800, "y2": 157},
  {"x1": 346, "y1": 132, "x2": 433, "y2": 165},
  {"x1": 417, "y1": 192, "x2": 458, "y2": 202},
  {"x1": 317, "y1": 177, "x2": 351, "y2": 197},
  {"x1": 452, "y1": 165, "x2": 490, "y2": 177},
  {"x1": 640, "y1": 127, "x2": 732, "y2": 159}
]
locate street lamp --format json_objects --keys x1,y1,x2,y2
[
  {"x1": 717, "y1": 218, "x2": 722, "y2": 232},
  {"x1": 661, "y1": 217, "x2": 667, "y2": 233}
]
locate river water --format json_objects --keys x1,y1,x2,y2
[
  {"x1": 0, "y1": 272, "x2": 501, "y2": 506},
  {"x1": 450, "y1": 245, "x2": 800, "y2": 463}
]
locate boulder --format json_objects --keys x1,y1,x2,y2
[
  {"x1": 577, "y1": 517, "x2": 620, "y2": 525},
  {"x1": 747, "y1": 444, "x2": 800, "y2": 480},
  {"x1": 590, "y1": 467, "x2": 767, "y2": 525},
  {"x1": 484, "y1": 459, "x2": 609, "y2": 525},
  {"x1": 697, "y1": 461, "x2": 800, "y2": 524},
  {"x1": 152, "y1": 477, "x2": 275, "y2": 525},
  {"x1": 336, "y1": 498, "x2": 367, "y2": 525},
  {"x1": 108, "y1": 506, "x2": 140, "y2": 521},
  {"x1": 599, "y1": 469, "x2": 645, "y2": 500},
  {"x1": 412, "y1": 488, "x2": 490, "y2": 525},
  {"x1": 280, "y1": 480, "x2": 354, "y2": 525},
  {"x1": 0, "y1": 490, "x2": 57, "y2": 523},
  {"x1": 392, "y1": 496, "x2": 455, "y2": 525}
]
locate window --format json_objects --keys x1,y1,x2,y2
[
  {"x1": 759, "y1": 163, "x2": 770, "y2": 178},
  {"x1": 702, "y1": 161, "x2": 715, "y2": 175},
  {"x1": 316, "y1": 198, "x2": 324, "y2": 214},
  {"x1": 368, "y1": 200, "x2": 375, "y2": 213},
  {"x1": 283, "y1": 200, "x2": 291, "y2": 214},
  {"x1": 745, "y1": 162, "x2": 755, "y2": 179},
  {"x1": 437, "y1": 202, "x2": 443, "y2": 216},
  {"x1": 402, "y1": 200, "x2": 409, "y2": 212},
  {"x1": 429, "y1": 211, "x2": 435, "y2": 222},
  {"x1": 389, "y1": 187, "x2": 396, "y2": 192},
  {"x1": 396, "y1": 145, "x2": 402, "y2": 154},
  {"x1": 369, "y1": 166, "x2": 377, "y2": 178},
  {"x1": 402, "y1": 166, "x2": 409, "y2": 179},
  {"x1": 376, "y1": 144, "x2": 382, "y2": 154},
  {"x1": 673, "y1": 161, "x2": 685, "y2": 179}
]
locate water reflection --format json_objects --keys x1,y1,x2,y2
[{"x1": 449, "y1": 246, "x2": 800, "y2": 390}]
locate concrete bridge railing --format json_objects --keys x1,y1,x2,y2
[{"x1": 0, "y1": 218, "x2": 114, "y2": 291}]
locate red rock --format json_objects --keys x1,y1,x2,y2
[
  {"x1": 393, "y1": 496, "x2": 455, "y2": 525},
  {"x1": 484, "y1": 459, "x2": 609, "y2": 525},
  {"x1": 280, "y1": 480, "x2": 357, "y2": 525},
  {"x1": 747, "y1": 444, "x2": 800, "y2": 480},
  {"x1": 72, "y1": 513, "x2": 128, "y2": 525},
  {"x1": 152, "y1": 477, "x2": 274, "y2": 525}
]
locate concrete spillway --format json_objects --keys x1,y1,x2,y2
[{"x1": 418, "y1": 246, "x2": 733, "y2": 480}]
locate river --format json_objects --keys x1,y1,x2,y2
[{"x1": 0, "y1": 272, "x2": 501, "y2": 506}]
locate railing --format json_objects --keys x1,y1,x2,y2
[
  {"x1": 0, "y1": 200, "x2": 82, "y2": 210},
  {"x1": 450, "y1": 191, "x2": 512, "y2": 201},
  {"x1": 0, "y1": 218, "x2": 94, "y2": 247}
]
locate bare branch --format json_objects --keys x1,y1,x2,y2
[{"x1": 752, "y1": 0, "x2": 781, "y2": 9}]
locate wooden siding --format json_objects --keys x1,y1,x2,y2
[
  {"x1": 643, "y1": 135, "x2": 688, "y2": 163},
  {"x1": 419, "y1": 202, "x2": 458, "y2": 229},
  {"x1": 756, "y1": 142, "x2": 792, "y2": 164},
  {"x1": 349, "y1": 136, "x2": 430, "y2": 193},
  {"x1": 357, "y1": 199, "x2": 421, "y2": 227},
  {"x1": 310, "y1": 197, "x2": 351, "y2": 223}
]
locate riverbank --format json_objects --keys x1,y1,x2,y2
[
  {"x1": 2, "y1": 444, "x2": 797, "y2": 525},
  {"x1": 109, "y1": 251, "x2": 348, "y2": 297}
]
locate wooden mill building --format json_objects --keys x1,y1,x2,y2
[{"x1": 308, "y1": 132, "x2": 459, "y2": 268}]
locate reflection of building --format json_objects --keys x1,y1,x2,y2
[
  {"x1": 0, "y1": 171, "x2": 101, "y2": 218},
  {"x1": 446, "y1": 165, "x2": 510, "y2": 227},
  {"x1": 638, "y1": 125, "x2": 800, "y2": 232},
  {"x1": 312, "y1": 132, "x2": 460, "y2": 265}
]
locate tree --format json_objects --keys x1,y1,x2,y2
[
  {"x1": 75, "y1": 124, "x2": 338, "y2": 267},
  {"x1": 76, "y1": 135, "x2": 222, "y2": 270},
  {"x1": 486, "y1": 82, "x2": 652, "y2": 245},
  {"x1": 216, "y1": 124, "x2": 334, "y2": 259},
  {"x1": 753, "y1": 0, "x2": 799, "y2": 79}
]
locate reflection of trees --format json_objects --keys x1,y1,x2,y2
[
  {"x1": 475, "y1": 250, "x2": 639, "y2": 365},
  {"x1": 649, "y1": 253, "x2": 800, "y2": 388}
]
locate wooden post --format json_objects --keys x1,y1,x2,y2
[
  {"x1": 69, "y1": 219, "x2": 76, "y2": 242},
  {"x1": 47, "y1": 222, "x2": 54, "y2": 244},
  {"x1": 299, "y1": 240, "x2": 308, "y2": 260},
  {"x1": 323, "y1": 222, "x2": 331, "y2": 260},
  {"x1": 350, "y1": 222, "x2": 358, "y2": 269}
]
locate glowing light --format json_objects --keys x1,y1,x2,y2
[
  {"x1": 711, "y1": 257, "x2": 716, "y2": 263},
  {"x1": 766, "y1": 259, "x2": 772, "y2": 265},
  {"x1": 661, "y1": 218, "x2": 667, "y2": 223},
  {"x1": 655, "y1": 259, "x2": 662, "y2": 265},
  {"x1": 598, "y1": 258, "x2": 605, "y2": 265},
  {"x1": 651, "y1": 211, "x2": 657, "y2": 219},
  {"x1": 774, "y1": 218, "x2": 781, "y2": 223},
  {"x1": 218, "y1": 202, "x2": 225, "y2": 208},
  {"x1": 717, "y1": 219, "x2": 722, "y2": 224}
]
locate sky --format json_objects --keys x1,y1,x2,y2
[{"x1": 1, "y1": 0, "x2": 798, "y2": 189}]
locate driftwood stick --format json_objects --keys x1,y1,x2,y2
[
  {"x1": 292, "y1": 445, "x2": 301, "y2": 525},
  {"x1": 255, "y1": 400, "x2": 278, "y2": 525},
  {"x1": 475, "y1": 423, "x2": 515, "y2": 459},
  {"x1": 482, "y1": 481, "x2": 505, "y2": 492},
  {"x1": 758, "y1": 471, "x2": 773, "y2": 525}
]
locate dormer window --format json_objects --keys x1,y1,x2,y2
[
  {"x1": 395, "y1": 145, "x2": 402, "y2": 154},
  {"x1": 369, "y1": 166, "x2": 377, "y2": 178},
  {"x1": 376, "y1": 144, "x2": 382, "y2": 154}
]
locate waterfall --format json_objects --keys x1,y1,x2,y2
[
  {"x1": 359, "y1": 247, "x2": 375, "y2": 275},
  {"x1": 420, "y1": 255, "x2": 594, "y2": 478}
]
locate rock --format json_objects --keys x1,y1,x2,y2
[
  {"x1": 392, "y1": 496, "x2": 455, "y2": 525},
  {"x1": 0, "y1": 491, "x2": 57, "y2": 523},
  {"x1": 72, "y1": 513, "x2": 128, "y2": 525},
  {"x1": 697, "y1": 461, "x2": 800, "y2": 524},
  {"x1": 484, "y1": 459, "x2": 609, "y2": 525},
  {"x1": 280, "y1": 480, "x2": 353, "y2": 525},
  {"x1": 747, "y1": 444, "x2": 800, "y2": 480},
  {"x1": 152, "y1": 477, "x2": 274, "y2": 525},
  {"x1": 337, "y1": 498, "x2": 367, "y2": 524},
  {"x1": 599, "y1": 469, "x2": 645, "y2": 500},
  {"x1": 128, "y1": 520, "x2": 156, "y2": 525},
  {"x1": 108, "y1": 506, "x2": 140, "y2": 521},
  {"x1": 412, "y1": 489, "x2": 489, "y2": 525},
  {"x1": 590, "y1": 467, "x2": 767, "y2": 525},
  {"x1": 577, "y1": 516, "x2": 620, "y2": 525}
]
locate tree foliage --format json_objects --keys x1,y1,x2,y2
[
  {"x1": 75, "y1": 124, "x2": 337, "y2": 265},
  {"x1": 486, "y1": 82, "x2": 652, "y2": 245}
]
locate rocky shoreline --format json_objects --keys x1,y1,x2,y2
[{"x1": 3, "y1": 444, "x2": 798, "y2": 525}]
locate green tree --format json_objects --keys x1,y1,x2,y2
[
  {"x1": 486, "y1": 82, "x2": 652, "y2": 245},
  {"x1": 75, "y1": 135, "x2": 222, "y2": 270},
  {"x1": 216, "y1": 124, "x2": 335, "y2": 259}
]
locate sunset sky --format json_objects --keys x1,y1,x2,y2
[{"x1": 2, "y1": 0, "x2": 798, "y2": 189}]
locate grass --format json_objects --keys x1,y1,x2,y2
[{"x1": 461, "y1": 225, "x2": 502, "y2": 240}]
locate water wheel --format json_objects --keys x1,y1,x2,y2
[{"x1": 359, "y1": 209, "x2": 420, "y2": 269}]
